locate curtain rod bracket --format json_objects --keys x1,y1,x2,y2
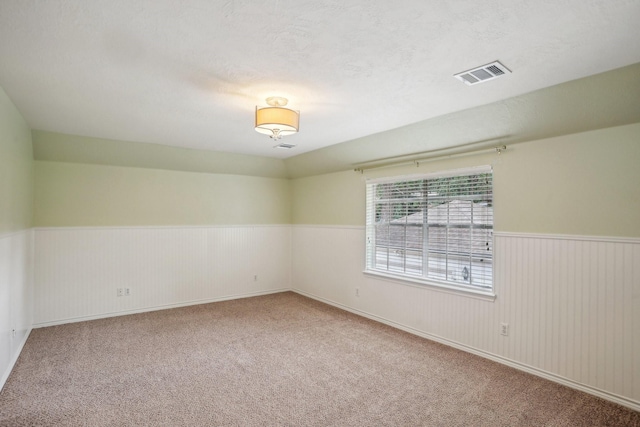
[{"x1": 495, "y1": 145, "x2": 507, "y2": 155}]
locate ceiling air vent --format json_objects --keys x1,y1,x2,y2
[
  {"x1": 454, "y1": 61, "x2": 511, "y2": 86},
  {"x1": 273, "y1": 142, "x2": 296, "y2": 149}
]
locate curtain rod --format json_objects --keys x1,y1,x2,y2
[{"x1": 353, "y1": 143, "x2": 507, "y2": 173}]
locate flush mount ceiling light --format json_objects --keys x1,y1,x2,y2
[{"x1": 255, "y1": 97, "x2": 299, "y2": 143}]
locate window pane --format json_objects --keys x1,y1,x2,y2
[
  {"x1": 388, "y1": 248, "x2": 405, "y2": 273},
  {"x1": 388, "y1": 224, "x2": 406, "y2": 250},
  {"x1": 374, "y1": 246, "x2": 388, "y2": 270},
  {"x1": 426, "y1": 251, "x2": 447, "y2": 281},
  {"x1": 405, "y1": 249, "x2": 423, "y2": 275},
  {"x1": 446, "y1": 255, "x2": 467, "y2": 284}
]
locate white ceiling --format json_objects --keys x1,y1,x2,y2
[{"x1": 0, "y1": 0, "x2": 639, "y2": 159}]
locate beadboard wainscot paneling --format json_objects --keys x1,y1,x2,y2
[
  {"x1": 34, "y1": 225, "x2": 291, "y2": 327},
  {"x1": 0, "y1": 229, "x2": 33, "y2": 390},
  {"x1": 291, "y1": 226, "x2": 640, "y2": 411}
]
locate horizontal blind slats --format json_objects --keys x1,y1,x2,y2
[{"x1": 365, "y1": 170, "x2": 493, "y2": 291}]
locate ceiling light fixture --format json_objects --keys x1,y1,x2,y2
[{"x1": 255, "y1": 97, "x2": 299, "y2": 142}]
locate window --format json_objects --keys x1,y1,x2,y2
[{"x1": 365, "y1": 166, "x2": 493, "y2": 294}]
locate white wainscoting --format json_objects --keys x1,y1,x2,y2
[
  {"x1": 34, "y1": 226, "x2": 291, "y2": 327},
  {"x1": 291, "y1": 225, "x2": 640, "y2": 411},
  {"x1": 0, "y1": 229, "x2": 33, "y2": 391}
]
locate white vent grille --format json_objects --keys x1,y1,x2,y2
[
  {"x1": 273, "y1": 142, "x2": 296, "y2": 149},
  {"x1": 454, "y1": 61, "x2": 511, "y2": 86}
]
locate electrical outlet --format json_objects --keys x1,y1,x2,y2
[
  {"x1": 124, "y1": 287, "x2": 130, "y2": 296},
  {"x1": 500, "y1": 323, "x2": 509, "y2": 336},
  {"x1": 117, "y1": 288, "x2": 123, "y2": 297},
  {"x1": 356, "y1": 288, "x2": 359, "y2": 297}
]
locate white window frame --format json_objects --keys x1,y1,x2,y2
[{"x1": 364, "y1": 166, "x2": 495, "y2": 299}]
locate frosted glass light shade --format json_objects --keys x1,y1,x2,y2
[{"x1": 255, "y1": 106, "x2": 299, "y2": 138}]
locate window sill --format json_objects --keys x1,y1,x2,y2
[{"x1": 363, "y1": 270, "x2": 496, "y2": 302}]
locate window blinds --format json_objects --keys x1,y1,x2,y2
[{"x1": 366, "y1": 167, "x2": 493, "y2": 291}]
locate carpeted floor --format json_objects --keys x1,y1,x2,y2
[{"x1": 1, "y1": 292, "x2": 638, "y2": 426}]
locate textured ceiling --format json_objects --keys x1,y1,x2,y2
[{"x1": 0, "y1": 0, "x2": 639, "y2": 159}]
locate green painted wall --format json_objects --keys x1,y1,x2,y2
[
  {"x1": 0, "y1": 88, "x2": 33, "y2": 233},
  {"x1": 292, "y1": 123, "x2": 640, "y2": 238},
  {"x1": 495, "y1": 123, "x2": 640, "y2": 236},
  {"x1": 33, "y1": 130, "x2": 288, "y2": 179},
  {"x1": 28, "y1": 121, "x2": 640, "y2": 235},
  {"x1": 291, "y1": 170, "x2": 366, "y2": 226},
  {"x1": 34, "y1": 162, "x2": 291, "y2": 227}
]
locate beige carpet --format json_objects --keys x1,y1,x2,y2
[{"x1": 1, "y1": 292, "x2": 638, "y2": 426}]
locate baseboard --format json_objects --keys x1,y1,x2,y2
[
  {"x1": 0, "y1": 328, "x2": 32, "y2": 393},
  {"x1": 33, "y1": 288, "x2": 291, "y2": 328},
  {"x1": 291, "y1": 289, "x2": 640, "y2": 413}
]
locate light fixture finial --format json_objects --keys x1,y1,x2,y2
[{"x1": 265, "y1": 96, "x2": 288, "y2": 107}]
